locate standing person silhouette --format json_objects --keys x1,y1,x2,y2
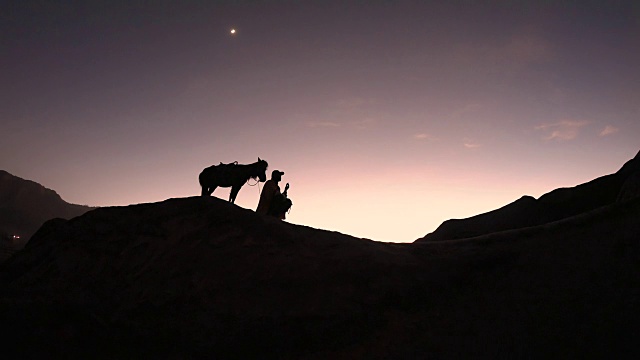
[{"x1": 256, "y1": 170, "x2": 291, "y2": 219}]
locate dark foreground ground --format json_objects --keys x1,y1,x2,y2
[{"x1": 2, "y1": 195, "x2": 640, "y2": 358}]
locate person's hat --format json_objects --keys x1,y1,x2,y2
[{"x1": 272, "y1": 170, "x2": 284, "y2": 177}]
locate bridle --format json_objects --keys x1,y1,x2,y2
[{"x1": 246, "y1": 177, "x2": 262, "y2": 195}]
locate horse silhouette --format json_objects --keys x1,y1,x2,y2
[{"x1": 199, "y1": 158, "x2": 268, "y2": 203}]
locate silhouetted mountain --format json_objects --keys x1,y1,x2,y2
[
  {"x1": 417, "y1": 150, "x2": 640, "y2": 242},
  {"x1": 2, "y1": 193, "x2": 640, "y2": 358},
  {"x1": 0, "y1": 170, "x2": 93, "y2": 261}
]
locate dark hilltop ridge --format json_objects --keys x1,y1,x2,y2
[
  {"x1": 417, "y1": 150, "x2": 640, "y2": 242},
  {"x1": 0, "y1": 170, "x2": 94, "y2": 261},
  {"x1": 1, "y1": 152, "x2": 640, "y2": 358}
]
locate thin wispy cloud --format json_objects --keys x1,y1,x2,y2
[
  {"x1": 463, "y1": 141, "x2": 481, "y2": 149},
  {"x1": 336, "y1": 97, "x2": 376, "y2": 109},
  {"x1": 305, "y1": 118, "x2": 375, "y2": 129},
  {"x1": 307, "y1": 97, "x2": 378, "y2": 130},
  {"x1": 451, "y1": 102, "x2": 483, "y2": 119},
  {"x1": 413, "y1": 133, "x2": 435, "y2": 140},
  {"x1": 351, "y1": 118, "x2": 376, "y2": 129},
  {"x1": 535, "y1": 120, "x2": 590, "y2": 141},
  {"x1": 599, "y1": 125, "x2": 619, "y2": 137},
  {"x1": 307, "y1": 121, "x2": 341, "y2": 128}
]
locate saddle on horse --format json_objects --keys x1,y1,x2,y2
[
  {"x1": 213, "y1": 161, "x2": 239, "y2": 176},
  {"x1": 218, "y1": 161, "x2": 238, "y2": 168}
]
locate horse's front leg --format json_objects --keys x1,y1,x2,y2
[
  {"x1": 207, "y1": 185, "x2": 217, "y2": 197},
  {"x1": 229, "y1": 185, "x2": 241, "y2": 203}
]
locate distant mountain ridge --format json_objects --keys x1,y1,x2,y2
[
  {"x1": 0, "y1": 170, "x2": 93, "y2": 260},
  {"x1": 416, "y1": 150, "x2": 640, "y2": 242}
]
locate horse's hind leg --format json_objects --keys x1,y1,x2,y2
[
  {"x1": 201, "y1": 186, "x2": 216, "y2": 197},
  {"x1": 229, "y1": 185, "x2": 240, "y2": 203}
]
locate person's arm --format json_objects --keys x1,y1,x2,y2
[{"x1": 283, "y1": 183, "x2": 289, "y2": 197}]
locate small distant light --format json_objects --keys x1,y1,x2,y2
[{"x1": 230, "y1": 29, "x2": 236, "y2": 34}]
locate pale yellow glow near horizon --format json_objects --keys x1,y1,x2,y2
[
  {"x1": 49, "y1": 150, "x2": 633, "y2": 244},
  {"x1": 157, "y1": 166, "x2": 591, "y2": 243}
]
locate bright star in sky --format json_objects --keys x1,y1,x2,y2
[{"x1": 230, "y1": 29, "x2": 236, "y2": 34}]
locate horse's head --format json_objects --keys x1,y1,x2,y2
[{"x1": 257, "y1": 157, "x2": 268, "y2": 182}]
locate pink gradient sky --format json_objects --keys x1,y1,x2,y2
[{"x1": 2, "y1": 1, "x2": 639, "y2": 242}]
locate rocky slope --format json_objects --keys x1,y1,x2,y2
[
  {"x1": 2, "y1": 193, "x2": 640, "y2": 358},
  {"x1": 0, "y1": 170, "x2": 93, "y2": 238},
  {"x1": 417, "y1": 150, "x2": 640, "y2": 242},
  {"x1": 0, "y1": 170, "x2": 94, "y2": 261}
]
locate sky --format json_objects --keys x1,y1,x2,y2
[{"x1": 2, "y1": 0, "x2": 639, "y2": 242}]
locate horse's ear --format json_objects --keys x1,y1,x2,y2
[{"x1": 258, "y1": 157, "x2": 261, "y2": 162}]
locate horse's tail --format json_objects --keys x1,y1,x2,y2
[
  {"x1": 198, "y1": 169, "x2": 206, "y2": 187},
  {"x1": 199, "y1": 164, "x2": 218, "y2": 184}
]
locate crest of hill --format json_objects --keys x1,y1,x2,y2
[
  {"x1": 0, "y1": 170, "x2": 93, "y2": 245},
  {"x1": 2, "y1": 193, "x2": 640, "y2": 357},
  {"x1": 0, "y1": 196, "x2": 418, "y2": 357},
  {"x1": 416, "y1": 150, "x2": 640, "y2": 243}
]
